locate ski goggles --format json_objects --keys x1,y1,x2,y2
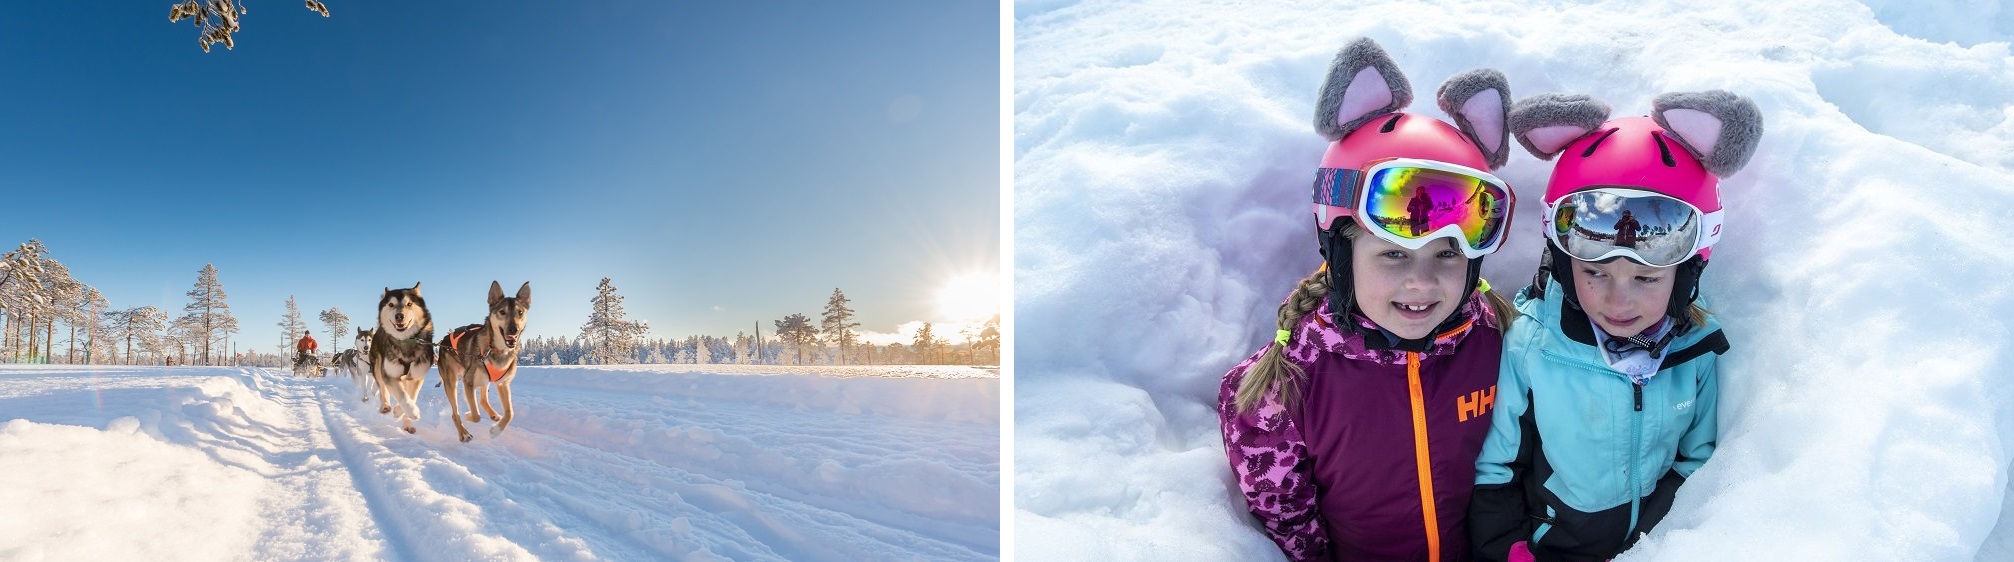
[
  {"x1": 1543, "y1": 187, "x2": 1723, "y2": 267},
  {"x1": 1313, "y1": 158, "x2": 1514, "y2": 258}
]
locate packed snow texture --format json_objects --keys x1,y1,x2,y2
[
  {"x1": 1012, "y1": 1, "x2": 2014, "y2": 560},
  {"x1": 0, "y1": 364, "x2": 998, "y2": 561}
]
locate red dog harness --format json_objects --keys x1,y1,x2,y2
[{"x1": 446, "y1": 325, "x2": 509, "y2": 382}]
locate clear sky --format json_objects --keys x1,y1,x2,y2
[{"x1": 0, "y1": 1, "x2": 1000, "y2": 354}]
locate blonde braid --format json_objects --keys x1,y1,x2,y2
[
  {"x1": 1482, "y1": 283, "x2": 1519, "y2": 329},
  {"x1": 1235, "y1": 267, "x2": 1331, "y2": 413}
]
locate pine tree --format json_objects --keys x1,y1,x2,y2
[
  {"x1": 278, "y1": 295, "x2": 305, "y2": 355},
  {"x1": 975, "y1": 313, "x2": 1001, "y2": 365},
  {"x1": 773, "y1": 313, "x2": 818, "y2": 365},
  {"x1": 166, "y1": 315, "x2": 199, "y2": 365},
  {"x1": 319, "y1": 307, "x2": 348, "y2": 352},
  {"x1": 580, "y1": 277, "x2": 648, "y2": 364},
  {"x1": 132, "y1": 308, "x2": 167, "y2": 365},
  {"x1": 81, "y1": 287, "x2": 109, "y2": 364},
  {"x1": 0, "y1": 240, "x2": 75, "y2": 363},
  {"x1": 734, "y1": 331, "x2": 749, "y2": 364},
  {"x1": 184, "y1": 263, "x2": 234, "y2": 365},
  {"x1": 820, "y1": 288, "x2": 862, "y2": 365},
  {"x1": 913, "y1": 322, "x2": 943, "y2": 364},
  {"x1": 169, "y1": 0, "x2": 330, "y2": 53}
]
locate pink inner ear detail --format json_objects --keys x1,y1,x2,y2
[
  {"x1": 1335, "y1": 66, "x2": 1396, "y2": 128},
  {"x1": 1525, "y1": 125, "x2": 1591, "y2": 155},
  {"x1": 1459, "y1": 89, "x2": 1504, "y2": 153},
  {"x1": 1661, "y1": 108, "x2": 1722, "y2": 156}
]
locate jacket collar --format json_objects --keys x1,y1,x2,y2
[
  {"x1": 1284, "y1": 293, "x2": 1502, "y2": 367},
  {"x1": 1513, "y1": 283, "x2": 1723, "y2": 372}
]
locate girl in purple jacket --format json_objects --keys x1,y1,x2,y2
[{"x1": 1219, "y1": 38, "x2": 1520, "y2": 562}]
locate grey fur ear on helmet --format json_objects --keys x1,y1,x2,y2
[
  {"x1": 1508, "y1": 93, "x2": 1612, "y2": 160},
  {"x1": 1314, "y1": 37, "x2": 1412, "y2": 141},
  {"x1": 1436, "y1": 69, "x2": 1511, "y2": 170},
  {"x1": 1652, "y1": 90, "x2": 1764, "y2": 177}
]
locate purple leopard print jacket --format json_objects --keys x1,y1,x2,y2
[{"x1": 1219, "y1": 294, "x2": 1505, "y2": 562}]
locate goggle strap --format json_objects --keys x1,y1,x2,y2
[
  {"x1": 1698, "y1": 209, "x2": 1725, "y2": 250},
  {"x1": 1313, "y1": 167, "x2": 1362, "y2": 208}
]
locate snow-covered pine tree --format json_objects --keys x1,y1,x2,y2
[
  {"x1": 81, "y1": 287, "x2": 109, "y2": 364},
  {"x1": 579, "y1": 277, "x2": 647, "y2": 365},
  {"x1": 169, "y1": 0, "x2": 330, "y2": 53},
  {"x1": 732, "y1": 331, "x2": 748, "y2": 364},
  {"x1": 164, "y1": 314, "x2": 199, "y2": 365},
  {"x1": 35, "y1": 250, "x2": 82, "y2": 363},
  {"x1": 184, "y1": 264, "x2": 234, "y2": 365},
  {"x1": 117, "y1": 307, "x2": 162, "y2": 365},
  {"x1": 319, "y1": 307, "x2": 348, "y2": 352},
  {"x1": 0, "y1": 240, "x2": 64, "y2": 362},
  {"x1": 57, "y1": 281, "x2": 95, "y2": 364},
  {"x1": 821, "y1": 288, "x2": 861, "y2": 365},
  {"x1": 773, "y1": 313, "x2": 818, "y2": 365},
  {"x1": 278, "y1": 295, "x2": 305, "y2": 355}
]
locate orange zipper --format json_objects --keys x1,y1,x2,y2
[{"x1": 1407, "y1": 351, "x2": 1440, "y2": 560}]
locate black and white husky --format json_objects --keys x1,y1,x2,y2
[
  {"x1": 438, "y1": 281, "x2": 530, "y2": 442},
  {"x1": 370, "y1": 283, "x2": 434, "y2": 434},
  {"x1": 332, "y1": 327, "x2": 374, "y2": 402}
]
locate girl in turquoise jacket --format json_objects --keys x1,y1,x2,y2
[{"x1": 1468, "y1": 91, "x2": 1764, "y2": 561}]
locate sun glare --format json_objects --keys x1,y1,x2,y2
[{"x1": 935, "y1": 272, "x2": 1001, "y2": 322}]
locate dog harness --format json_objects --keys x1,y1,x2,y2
[{"x1": 445, "y1": 325, "x2": 509, "y2": 382}]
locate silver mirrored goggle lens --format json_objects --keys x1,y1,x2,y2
[{"x1": 1550, "y1": 190, "x2": 1702, "y2": 267}]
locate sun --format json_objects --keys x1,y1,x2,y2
[{"x1": 935, "y1": 272, "x2": 1000, "y2": 322}]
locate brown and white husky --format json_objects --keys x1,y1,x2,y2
[{"x1": 437, "y1": 281, "x2": 530, "y2": 442}]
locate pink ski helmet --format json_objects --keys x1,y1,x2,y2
[
  {"x1": 1313, "y1": 113, "x2": 1495, "y2": 231},
  {"x1": 1542, "y1": 116, "x2": 1724, "y2": 259},
  {"x1": 1307, "y1": 37, "x2": 1513, "y2": 335},
  {"x1": 1508, "y1": 91, "x2": 1764, "y2": 322}
]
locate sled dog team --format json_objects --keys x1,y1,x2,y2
[
  {"x1": 331, "y1": 280, "x2": 532, "y2": 443},
  {"x1": 1219, "y1": 38, "x2": 1760, "y2": 561}
]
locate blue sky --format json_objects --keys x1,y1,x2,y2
[{"x1": 0, "y1": 1, "x2": 1000, "y2": 353}]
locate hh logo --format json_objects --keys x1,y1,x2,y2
[{"x1": 1458, "y1": 385, "x2": 1496, "y2": 422}]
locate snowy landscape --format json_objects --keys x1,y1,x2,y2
[
  {"x1": 0, "y1": 363, "x2": 999, "y2": 561},
  {"x1": 1014, "y1": 0, "x2": 2014, "y2": 560}
]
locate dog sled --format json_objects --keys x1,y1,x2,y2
[{"x1": 293, "y1": 354, "x2": 329, "y2": 378}]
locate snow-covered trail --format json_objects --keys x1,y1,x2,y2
[{"x1": 0, "y1": 364, "x2": 999, "y2": 561}]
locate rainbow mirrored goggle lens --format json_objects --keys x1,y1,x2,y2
[
  {"x1": 1314, "y1": 159, "x2": 1513, "y2": 257},
  {"x1": 1545, "y1": 187, "x2": 1720, "y2": 267}
]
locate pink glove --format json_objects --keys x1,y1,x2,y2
[{"x1": 1508, "y1": 541, "x2": 1536, "y2": 562}]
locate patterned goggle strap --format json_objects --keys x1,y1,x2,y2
[{"x1": 1313, "y1": 167, "x2": 1364, "y2": 208}]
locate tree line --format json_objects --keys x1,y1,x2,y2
[
  {"x1": 2, "y1": 242, "x2": 1000, "y2": 367},
  {"x1": 0, "y1": 239, "x2": 242, "y2": 366},
  {"x1": 567, "y1": 280, "x2": 1000, "y2": 366}
]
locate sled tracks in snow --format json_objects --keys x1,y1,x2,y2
[{"x1": 302, "y1": 372, "x2": 996, "y2": 561}]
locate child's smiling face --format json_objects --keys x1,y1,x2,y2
[
  {"x1": 1351, "y1": 233, "x2": 1468, "y2": 340},
  {"x1": 1571, "y1": 258, "x2": 1677, "y2": 337}
]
